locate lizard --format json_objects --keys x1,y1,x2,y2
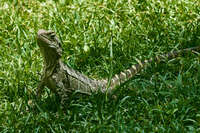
[{"x1": 36, "y1": 29, "x2": 200, "y2": 104}]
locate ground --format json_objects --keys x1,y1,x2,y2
[{"x1": 0, "y1": 0, "x2": 200, "y2": 132}]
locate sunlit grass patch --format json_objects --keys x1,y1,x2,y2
[{"x1": 0, "y1": 0, "x2": 200, "y2": 132}]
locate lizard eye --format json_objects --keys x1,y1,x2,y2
[
  {"x1": 49, "y1": 33, "x2": 56, "y2": 39},
  {"x1": 46, "y1": 31, "x2": 55, "y2": 39}
]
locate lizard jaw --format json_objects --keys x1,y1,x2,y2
[{"x1": 37, "y1": 29, "x2": 55, "y2": 46}]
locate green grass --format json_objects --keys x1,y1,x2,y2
[{"x1": 0, "y1": 0, "x2": 200, "y2": 132}]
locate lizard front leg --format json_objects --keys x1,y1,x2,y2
[{"x1": 37, "y1": 76, "x2": 46, "y2": 97}]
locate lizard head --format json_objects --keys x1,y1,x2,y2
[{"x1": 37, "y1": 29, "x2": 62, "y2": 57}]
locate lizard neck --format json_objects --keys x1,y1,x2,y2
[{"x1": 42, "y1": 50, "x2": 61, "y2": 78}]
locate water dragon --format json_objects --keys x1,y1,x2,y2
[{"x1": 37, "y1": 29, "x2": 200, "y2": 104}]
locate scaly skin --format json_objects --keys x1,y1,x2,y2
[
  {"x1": 37, "y1": 29, "x2": 200, "y2": 104},
  {"x1": 37, "y1": 29, "x2": 107, "y2": 104}
]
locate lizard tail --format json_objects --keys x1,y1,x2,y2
[{"x1": 109, "y1": 45, "x2": 200, "y2": 90}]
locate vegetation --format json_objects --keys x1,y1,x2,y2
[{"x1": 0, "y1": 0, "x2": 200, "y2": 132}]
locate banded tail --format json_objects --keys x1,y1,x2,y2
[{"x1": 108, "y1": 46, "x2": 200, "y2": 90}]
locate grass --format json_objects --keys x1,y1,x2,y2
[{"x1": 0, "y1": 0, "x2": 200, "y2": 132}]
